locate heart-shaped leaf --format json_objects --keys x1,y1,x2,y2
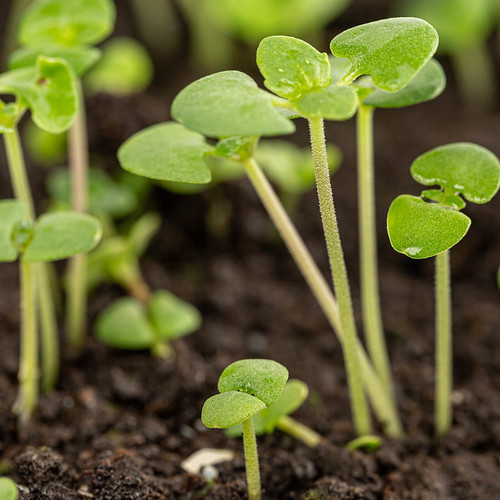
[
  {"x1": 19, "y1": 0, "x2": 116, "y2": 47},
  {"x1": 25, "y1": 211, "x2": 101, "y2": 262},
  {"x1": 218, "y1": 359, "x2": 288, "y2": 406},
  {"x1": 364, "y1": 58, "x2": 446, "y2": 108},
  {"x1": 295, "y1": 84, "x2": 358, "y2": 120},
  {"x1": 0, "y1": 477, "x2": 18, "y2": 500},
  {"x1": 330, "y1": 17, "x2": 438, "y2": 91},
  {"x1": 387, "y1": 195, "x2": 471, "y2": 259},
  {"x1": 0, "y1": 56, "x2": 79, "y2": 133},
  {"x1": 148, "y1": 291, "x2": 201, "y2": 341},
  {"x1": 10, "y1": 45, "x2": 101, "y2": 76},
  {"x1": 256, "y1": 36, "x2": 331, "y2": 100},
  {"x1": 95, "y1": 297, "x2": 155, "y2": 350},
  {"x1": 118, "y1": 122, "x2": 213, "y2": 184},
  {"x1": 171, "y1": 71, "x2": 295, "y2": 138},
  {"x1": 411, "y1": 143, "x2": 500, "y2": 204},
  {"x1": 0, "y1": 200, "x2": 27, "y2": 262},
  {"x1": 202, "y1": 391, "x2": 266, "y2": 428}
]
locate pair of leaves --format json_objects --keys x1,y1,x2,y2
[
  {"x1": 0, "y1": 200, "x2": 101, "y2": 263},
  {"x1": 202, "y1": 359, "x2": 289, "y2": 429},
  {"x1": 388, "y1": 143, "x2": 500, "y2": 259},
  {"x1": 95, "y1": 291, "x2": 201, "y2": 351}
]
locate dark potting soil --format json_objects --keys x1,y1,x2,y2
[{"x1": 1, "y1": 1, "x2": 500, "y2": 499}]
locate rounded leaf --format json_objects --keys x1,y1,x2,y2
[
  {"x1": 411, "y1": 143, "x2": 500, "y2": 204},
  {"x1": 202, "y1": 391, "x2": 266, "y2": 429},
  {"x1": 147, "y1": 291, "x2": 201, "y2": 341},
  {"x1": 256, "y1": 36, "x2": 331, "y2": 99},
  {"x1": 19, "y1": 0, "x2": 116, "y2": 47},
  {"x1": 218, "y1": 359, "x2": 289, "y2": 406},
  {"x1": 330, "y1": 18, "x2": 438, "y2": 91},
  {"x1": 118, "y1": 122, "x2": 213, "y2": 184},
  {"x1": 0, "y1": 200, "x2": 27, "y2": 262},
  {"x1": 0, "y1": 478, "x2": 18, "y2": 500},
  {"x1": 295, "y1": 85, "x2": 358, "y2": 120},
  {"x1": 364, "y1": 58, "x2": 446, "y2": 108},
  {"x1": 387, "y1": 195, "x2": 471, "y2": 259},
  {"x1": 95, "y1": 298, "x2": 155, "y2": 350},
  {"x1": 264, "y1": 379, "x2": 309, "y2": 426},
  {"x1": 25, "y1": 211, "x2": 101, "y2": 262},
  {"x1": 171, "y1": 71, "x2": 295, "y2": 138}
]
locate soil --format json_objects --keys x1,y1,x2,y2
[{"x1": 1, "y1": 1, "x2": 500, "y2": 499}]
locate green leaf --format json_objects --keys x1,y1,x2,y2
[
  {"x1": 127, "y1": 212, "x2": 161, "y2": 257},
  {"x1": 148, "y1": 291, "x2": 201, "y2": 341},
  {"x1": 364, "y1": 58, "x2": 446, "y2": 108},
  {"x1": 201, "y1": 391, "x2": 266, "y2": 428},
  {"x1": 10, "y1": 45, "x2": 101, "y2": 77},
  {"x1": 171, "y1": 71, "x2": 295, "y2": 138},
  {"x1": 411, "y1": 143, "x2": 500, "y2": 204},
  {"x1": 85, "y1": 37, "x2": 153, "y2": 95},
  {"x1": 0, "y1": 478, "x2": 18, "y2": 500},
  {"x1": 330, "y1": 56, "x2": 351, "y2": 84},
  {"x1": 330, "y1": 17, "x2": 439, "y2": 91},
  {"x1": 218, "y1": 359, "x2": 289, "y2": 406},
  {"x1": 0, "y1": 200, "x2": 27, "y2": 262},
  {"x1": 295, "y1": 85, "x2": 358, "y2": 120},
  {"x1": 25, "y1": 211, "x2": 101, "y2": 262},
  {"x1": 387, "y1": 195, "x2": 471, "y2": 259},
  {"x1": 256, "y1": 36, "x2": 331, "y2": 100},
  {"x1": 95, "y1": 297, "x2": 155, "y2": 350},
  {"x1": 19, "y1": 0, "x2": 116, "y2": 47},
  {"x1": 24, "y1": 120, "x2": 66, "y2": 164},
  {"x1": 0, "y1": 56, "x2": 79, "y2": 133},
  {"x1": 118, "y1": 122, "x2": 213, "y2": 184}
]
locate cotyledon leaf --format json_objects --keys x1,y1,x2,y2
[{"x1": 295, "y1": 84, "x2": 358, "y2": 120}]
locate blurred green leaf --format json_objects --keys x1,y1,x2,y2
[
  {"x1": 0, "y1": 200, "x2": 27, "y2": 262},
  {"x1": 295, "y1": 85, "x2": 358, "y2": 120},
  {"x1": 0, "y1": 477, "x2": 18, "y2": 500},
  {"x1": 24, "y1": 120, "x2": 67, "y2": 165},
  {"x1": 126, "y1": 212, "x2": 161, "y2": 257}
]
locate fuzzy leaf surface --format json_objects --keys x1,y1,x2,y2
[
  {"x1": 411, "y1": 143, "x2": 500, "y2": 204},
  {"x1": 218, "y1": 359, "x2": 288, "y2": 406},
  {"x1": 387, "y1": 195, "x2": 471, "y2": 259},
  {"x1": 171, "y1": 71, "x2": 295, "y2": 138},
  {"x1": 364, "y1": 58, "x2": 445, "y2": 108},
  {"x1": 256, "y1": 36, "x2": 331, "y2": 99},
  {"x1": 118, "y1": 122, "x2": 213, "y2": 184},
  {"x1": 0, "y1": 200, "x2": 27, "y2": 262},
  {"x1": 25, "y1": 212, "x2": 101, "y2": 262},
  {"x1": 202, "y1": 392, "x2": 266, "y2": 428},
  {"x1": 295, "y1": 84, "x2": 358, "y2": 120},
  {"x1": 330, "y1": 17, "x2": 438, "y2": 91}
]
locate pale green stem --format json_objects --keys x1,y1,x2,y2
[
  {"x1": 241, "y1": 157, "x2": 402, "y2": 436},
  {"x1": 435, "y1": 250, "x2": 452, "y2": 437},
  {"x1": 67, "y1": 97, "x2": 89, "y2": 352},
  {"x1": 14, "y1": 257, "x2": 38, "y2": 427},
  {"x1": 308, "y1": 116, "x2": 371, "y2": 436},
  {"x1": 276, "y1": 415, "x2": 322, "y2": 448},
  {"x1": 241, "y1": 417, "x2": 261, "y2": 500},
  {"x1": 357, "y1": 103, "x2": 398, "y2": 416}
]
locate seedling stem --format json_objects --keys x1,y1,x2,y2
[
  {"x1": 276, "y1": 415, "x2": 322, "y2": 448},
  {"x1": 242, "y1": 417, "x2": 261, "y2": 500}
]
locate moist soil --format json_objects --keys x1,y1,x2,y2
[{"x1": 1, "y1": 1, "x2": 500, "y2": 499}]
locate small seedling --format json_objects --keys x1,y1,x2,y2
[
  {"x1": 0, "y1": 200, "x2": 101, "y2": 424},
  {"x1": 0, "y1": 477, "x2": 18, "y2": 500},
  {"x1": 226, "y1": 379, "x2": 322, "y2": 448},
  {"x1": 387, "y1": 143, "x2": 500, "y2": 436},
  {"x1": 95, "y1": 291, "x2": 201, "y2": 357},
  {"x1": 201, "y1": 359, "x2": 289, "y2": 500}
]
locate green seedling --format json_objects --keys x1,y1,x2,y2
[
  {"x1": 387, "y1": 143, "x2": 500, "y2": 436},
  {"x1": 85, "y1": 37, "x2": 153, "y2": 96},
  {"x1": 0, "y1": 200, "x2": 101, "y2": 425},
  {"x1": 13, "y1": 0, "x2": 116, "y2": 352},
  {"x1": 226, "y1": 379, "x2": 322, "y2": 448},
  {"x1": 95, "y1": 291, "x2": 201, "y2": 357},
  {"x1": 202, "y1": 359, "x2": 289, "y2": 500},
  {"x1": 397, "y1": 0, "x2": 497, "y2": 110},
  {"x1": 346, "y1": 434, "x2": 382, "y2": 451},
  {"x1": 0, "y1": 477, "x2": 18, "y2": 500}
]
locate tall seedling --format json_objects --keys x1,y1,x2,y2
[{"x1": 387, "y1": 143, "x2": 500, "y2": 436}]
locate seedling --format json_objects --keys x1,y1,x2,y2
[
  {"x1": 387, "y1": 143, "x2": 500, "y2": 436},
  {"x1": 226, "y1": 379, "x2": 322, "y2": 448},
  {"x1": 201, "y1": 359, "x2": 289, "y2": 500},
  {"x1": 0, "y1": 477, "x2": 18, "y2": 500},
  {"x1": 95, "y1": 291, "x2": 201, "y2": 357},
  {"x1": 0, "y1": 200, "x2": 101, "y2": 425}
]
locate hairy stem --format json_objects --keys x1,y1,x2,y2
[
  {"x1": 242, "y1": 417, "x2": 261, "y2": 500},
  {"x1": 435, "y1": 250, "x2": 452, "y2": 436},
  {"x1": 276, "y1": 415, "x2": 322, "y2": 448},
  {"x1": 357, "y1": 103, "x2": 398, "y2": 417},
  {"x1": 308, "y1": 116, "x2": 371, "y2": 436}
]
